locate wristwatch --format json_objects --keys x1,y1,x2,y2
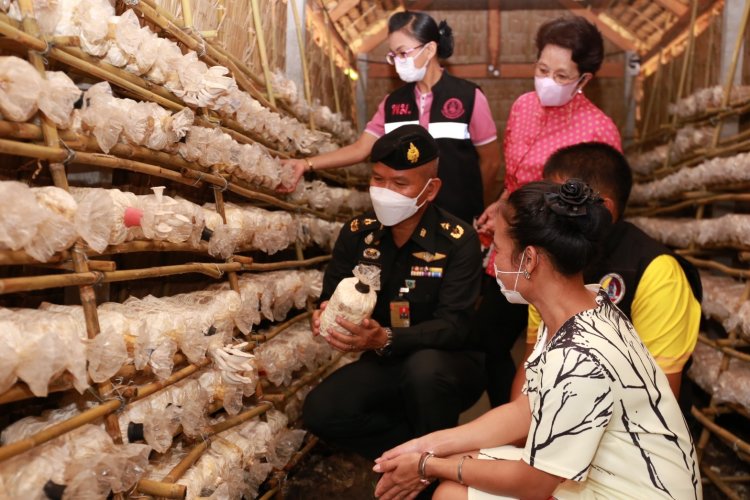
[{"x1": 376, "y1": 327, "x2": 393, "y2": 356}]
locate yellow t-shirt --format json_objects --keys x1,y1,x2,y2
[{"x1": 526, "y1": 254, "x2": 700, "y2": 374}]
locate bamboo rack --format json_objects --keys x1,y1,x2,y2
[{"x1": 0, "y1": 1, "x2": 357, "y2": 496}]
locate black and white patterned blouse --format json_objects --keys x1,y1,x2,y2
[{"x1": 522, "y1": 289, "x2": 701, "y2": 499}]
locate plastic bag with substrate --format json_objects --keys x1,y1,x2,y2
[
  {"x1": 37, "y1": 71, "x2": 81, "y2": 128},
  {"x1": 319, "y1": 264, "x2": 380, "y2": 338},
  {"x1": 0, "y1": 56, "x2": 42, "y2": 121},
  {"x1": 0, "y1": 181, "x2": 45, "y2": 251},
  {"x1": 25, "y1": 186, "x2": 78, "y2": 262}
]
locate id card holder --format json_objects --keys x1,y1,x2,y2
[{"x1": 390, "y1": 299, "x2": 410, "y2": 328}]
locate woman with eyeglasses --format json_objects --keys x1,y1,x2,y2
[
  {"x1": 279, "y1": 11, "x2": 501, "y2": 225},
  {"x1": 473, "y1": 15, "x2": 623, "y2": 410},
  {"x1": 373, "y1": 179, "x2": 701, "y2": 500}
]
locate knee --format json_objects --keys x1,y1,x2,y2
[
  {"x1": 302, "y1": 385, "x2": 333, "y2": 435},
  {"x1": 433, "y1": 481, "x2": 468, "y2": 500},
  {"x1": 402, "y1": 350, "x2": 448, "y2": 389}
]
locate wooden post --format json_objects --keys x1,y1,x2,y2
[
  {"x1": 250, "y1": 0, "x2": 276, "y2": 107},
  {"x1": 210, "y1": 168, "x2": 241, "y2": 293}
]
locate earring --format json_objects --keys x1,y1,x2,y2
[{"x1": 523, "y1": 270, "x2": 531, "y2": 280}]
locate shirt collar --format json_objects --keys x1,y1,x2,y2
[{"x1": 409, "y1": 204, "x2": 438, "y2": 251}]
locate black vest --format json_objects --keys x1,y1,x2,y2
[
  {"x1": 584, "y1": 221, "x2": 702, "y2": 318},
  {"x1": 384, "y1": 72, "x2": 482, "y2": 223}
]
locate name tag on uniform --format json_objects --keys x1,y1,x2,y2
[
  {"x1": 390, "y1": 299, "x2": 410, "y2": 327},
  {"x1": 410, "y1": 266, "x2": 443, "y2": 278}
]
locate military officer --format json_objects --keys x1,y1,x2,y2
[{"x1": 303, "y1": 125, "x2": 485, "y2": 460}]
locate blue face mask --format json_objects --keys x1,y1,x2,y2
[{"x1": 493, "y1": 253, "x2": 529, "y2": 305}]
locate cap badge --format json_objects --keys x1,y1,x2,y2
[{"x1": 407, "y1": 142, "x2": 420, "y2": 164}]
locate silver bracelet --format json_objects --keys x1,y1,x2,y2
[{"x1": 457, "y1": 455, "x2": 471, "y2": 484}]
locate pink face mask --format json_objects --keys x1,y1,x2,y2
[{"x1": 534, "y1": 76, "x2": 582, "y2": 107}]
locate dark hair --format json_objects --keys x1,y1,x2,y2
[
  {"x1": 388, "y1": 11, "x2": 454, "y2": 59},
  {"x1": 535, "y1": 16, "x2": 604, "y2": 75},
  {"x1": 503, "y1": 180, "x2": 611, "y2": 275},
  {"x1": 543, "y1": 142, "x2": 632, "y2": 216}
]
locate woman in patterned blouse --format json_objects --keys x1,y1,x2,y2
[{"x1": 373, "y1": 180, "x2": 701, "y2": 500}]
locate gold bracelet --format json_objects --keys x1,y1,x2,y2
[
  {"x1": 304, "y1": 157, "x2": 314, "y2": 172},
  {"x1": 457, "y1": 455, "x2": 471, "y2": 484}
]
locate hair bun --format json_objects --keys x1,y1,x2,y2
[
  {"x1": 544, "y1": 179, "x2": 600, "y2": 217},
  {"x1": 436, "y1": 20, "x2": 454, "y2": 59}
]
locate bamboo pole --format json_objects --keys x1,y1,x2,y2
[
  {"x1": 0, "y1": 399, "x2": 123, "y2": 463},
  {"x1": 250, "y1": 0, "x2": 276, "y2": 107},
  {"x1": 683, "y1": 256, "x2": 750, "y2": 279},
  {"x1": 324, "y1": 12, "x2": 341, "y2": 115},
  {"x1": 627, "y1": 193, "x2": 750, "y2": 217},
  {"x1": 0, "y1": 256, "x2": 329, "y2": 294},
  {"x1": 290, "y1": 0, "x2": 315, "y2": 130},
  {"x1": 699, "y1": 466, "x2": 743, "y2": 500},
  {"x1": 249, "y1": 310, "x2": 313, "y2": 342},
  {"x1": 691, "y1": 405, "x2": 750, "y2": 457},
  {"x1": 178, "y1": 168, "x2": 334, "y2": 220},
  {"x1": 152, "y1": 352, "x2": 345, "y2": 491},
  {"x1": 210, "y1": 170, "x2": 241, "y2": 293},
  {"x1": 660, "y1": 0, "x2": 698, "y2": 172},
  {"x1": 180, "y1": 0, "x2": 193, "y2": 29},
  {"x1": 640, "y1": 51, "x2": 664, "y2": 142},
  {"x1": 710, "y1": 0, "x2": 750, "y2": 148},
  {"x1": 135, "y1": 478, "x2": 187, "y2": 499}
]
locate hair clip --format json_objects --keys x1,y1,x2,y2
[{"x1": 544, "y1": 178, "x2": 599, "y2": 217}]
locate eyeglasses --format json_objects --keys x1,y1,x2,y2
[
  {"x1": 535, "y1": 63, "x2": 583, "y2": 85},
  {"x1": 386, "y1": 44, "x2": 425, "y2": 65}
]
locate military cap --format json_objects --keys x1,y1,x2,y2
[{"x1": 370, "y1": 124, "x2": 439, "y2": 170}]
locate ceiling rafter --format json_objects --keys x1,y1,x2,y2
[{"x1": 556, "y1": 0, "x2": 640, "y2": 52}]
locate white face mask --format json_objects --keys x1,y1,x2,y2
[
  {"x1": 369, "y1": 179, "x2": 433, "y2": 226},
  {"x1": 394, "y1": 46, "x2": 429, "y2": 83},
  {"x1": 493, "y1": 253, "x2": 529, "y2": 305},
  {"x1": 534, "y1": 76, "x2": 582, "y2": 107}
]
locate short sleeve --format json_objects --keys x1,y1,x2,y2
[
  {"x1": 469, "y1": 88, "x2": 498, "y2": 146},
  {"x1": 364, "y1": 95, "x2": 388, "y2": 138},
  {"x1": 526, "y1": 305, "x2": 542, "y2": 344},
  {"x1": 523, "y1": 347, "x2": 613, "y2": 481},
  {"x1": 630, "y1": 254, "x2": 701, "y2": 374}
]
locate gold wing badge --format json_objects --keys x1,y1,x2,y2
[{"x1": 412, "y1": 252, "x2": 447, "y2": 262}]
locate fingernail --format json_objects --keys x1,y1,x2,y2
[{"x1": 373, "y1": 464, "x2": 381, "y2": 472}]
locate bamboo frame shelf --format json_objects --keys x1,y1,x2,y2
[
  {"x1": 628, "y1": 2, "x2": 750, "y2": 495},
  {"x1": 0, "y1": 1, "x2": 361, "y2": 497}
]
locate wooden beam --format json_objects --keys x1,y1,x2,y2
[
  {"x1": 654, "y1": 0, "x2": 689, "y2": 17},
  {"x1": 642, "y1": 0, "x2": 721, "y2": 62},
  {"x1": 306, "y1": 2, "x2": 354, "y2": 66},
  {"x1": 556, "y1": 0, "x2": 638, "y2": 52},
  {"x1": 329, "y1": 0, "x2": 359, "y2": 22},
  {"x1": 488, "y1": 0, "x2": 501, "y2": 71},
  {"x1": 368, "y1": 61, "x2": 624, "y2": 79}
]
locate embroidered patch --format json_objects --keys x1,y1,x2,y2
[
  {"x1": 450, "y1": 225, "x2": 464, "y2": 239},
  {"x1": 442, "y1": 97, "x2": 465, "y2": 119},
  {"x1": 411, "y1": 266, "x2": 443, "y2": 278},
  {"x1": 599, "y1": 273, "x2": 626, "y2": 304},
  {"x1": 363, "y1": 247, "x2": 381, "y2": 260},
  {"x1": 412, "y1": 252, "x2": 447, "y2": 263},
  {"x1": 391, "y1": 103, "x2": 411, "y2": 116},
  {"x1": 350, "y1": 219, "x2": 359, "y2": 232}
]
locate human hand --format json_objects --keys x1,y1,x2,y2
[
  {"x1": 310, "y1": 301, "x2": 327, "y2": 337},
  {"x1": 373, "y1": 452, "x2": 426, "y2": 499},
  {"x1": 476, "y1": 198, "x2": 501, "y2": 236},
  {"x1": 324, "y1": 317, "x2": 386, "y2": 353},
  {"x1": 275, "y1": 158, "x2": 307, "y2": 193},
  {"x1": 374, "y1": 438, "x2": 424, "y2": 465}
]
